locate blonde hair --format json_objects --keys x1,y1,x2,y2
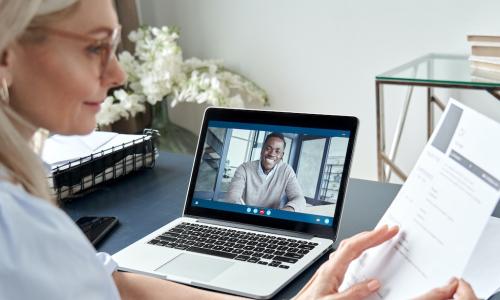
[{"x1": 0, "y1": 0, "x2": 80, "y2": 203}]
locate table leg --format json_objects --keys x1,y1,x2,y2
[
  {"x1": 376, "y1": 81, "x2": 386, "y2": 182},
  {"x1": 427, "y1": 87, "x2": 434, "y2": 138},
  {"x1": 385, "y1": 84, "x2": 414, "y2": 181}
]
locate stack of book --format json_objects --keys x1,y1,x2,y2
[{"x1": 468, "y1": 35, "x2": 500, "y2": 82}]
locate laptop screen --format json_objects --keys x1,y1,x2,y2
[
  {"x1": 189, "y1": 119, "x2": 352, "y2": 228},
  {"x1": 185, "y1": 108, "x2": 358, "y2": 238}
]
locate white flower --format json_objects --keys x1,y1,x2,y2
[{"x1": 96, "y1": 96, "x2": 124, "y2": 126}]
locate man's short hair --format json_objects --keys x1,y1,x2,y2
[{"x1": 264, "y1": 132, "x2": 286, "y2": 149}]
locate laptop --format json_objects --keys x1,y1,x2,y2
[{"x1": 113, "y1": 107, "x2": 358, "y2": 299}]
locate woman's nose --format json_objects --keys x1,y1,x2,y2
[{"x1": 102, "y1": 55, "x2": 127, "y2": 88}]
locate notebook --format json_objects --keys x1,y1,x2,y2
[{"x1": 113, "y1": 107, "x2": 358, "y2": 299}]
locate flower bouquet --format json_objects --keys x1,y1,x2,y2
[{"x1": 96, "y1": 26, "x2": 268, "y2": 152}]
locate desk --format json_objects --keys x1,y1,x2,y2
[
  {"x1": 376, "y1": 53, "x2": 500, "y2": 182},
  {"x1": 63, "y1": 151, "x2": 500, "y2": 299}
]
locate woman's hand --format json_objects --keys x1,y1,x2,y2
[
  {"x1": 414, "y1": 278, "x2": 478, "y2": 300},
  {"x1": 294, "y1": 225, "x2": 399, "y2": 300}
]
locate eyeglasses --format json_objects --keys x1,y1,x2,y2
[{"x1": 27, "y1": 26, "x2": 122, "y2": 78}]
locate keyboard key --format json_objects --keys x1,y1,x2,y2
[
  {"x1": 235, "y1": 255, "x2": 250, "y2": 261},
  {"x1": 187, "y1": 246, "x2": 237, "y2": 259},
  {"x1": 298, "y1": 245, "x2": 315, "y2": 250},
  {"x1": 163, "y1": 232, "x2": 180, "y2": 238},
  {"x1": 247, "y1": 257, "x2": 259, "y2": 263},
  {"x1": 269, "y1": 261, "x2": 281, "y2": 267},
  {"x1": 174, "y1": 245, "x2": 188, "y2": 250},
  {"x1": 257, "y1": 261, "x2": 268, "y2": 265},
  {"x1": 284, "y1": 252, "x2": 303, "y2": 259},
  {"x1": 262, "y1": 254, "x2": 275, "y2": 260},
  {"x1": 278, "y1": 265, "x2": 290, "y2": 269},
  {"x1": 273, "y1": 256, "x2": 298, "y2": 264}
]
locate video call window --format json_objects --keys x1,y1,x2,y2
[{"x1": 194, "y1": 127, "x2": 349, "y2": 217}]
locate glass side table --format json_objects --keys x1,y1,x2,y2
[{"x1": 376, "y1": 53, "x2": 500, "y2": 182}]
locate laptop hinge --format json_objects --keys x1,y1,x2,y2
[{"x1": 192, "y1": 217, "x2": 315, "y2": 240}]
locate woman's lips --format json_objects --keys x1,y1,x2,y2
[{"x1": 83, "y1": 101, "x2": 102, "y2": 112}]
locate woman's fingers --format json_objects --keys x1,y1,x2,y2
[
  {"x1": 323, "y1": 225, "x2": 399, "y2": 290},
  {"x1": 325, "y1": 279, "x2": 380, "y2": 300},
  {"x1": 413, "y1": 278, "x2": 459, "y2": 300},
  {"x1": 454, "y1": 279, "x2": 478, "y2": 300}
]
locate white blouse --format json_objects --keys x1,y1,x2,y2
[{"x1": 0, "y1": 168, "x2": 120, "y2": 299}]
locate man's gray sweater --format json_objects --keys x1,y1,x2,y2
[{"x1": 225, "y1": 160, "x2": 306, "y2": 212}]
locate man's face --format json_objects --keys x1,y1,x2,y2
[{"x1": 260, "y1": 136, "x2": 285, "y2": 173}]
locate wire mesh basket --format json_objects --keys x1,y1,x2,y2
[{"x1": 48, "y1": 129, "x2": 159, "y2": 202}]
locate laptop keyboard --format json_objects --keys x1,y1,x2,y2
[{"x1": 148, "y1": 222, "x2": 318, "y2": 268}]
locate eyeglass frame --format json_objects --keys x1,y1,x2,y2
[{"x1": 26, "y1": 26, "x2": 122, "y2": 78}]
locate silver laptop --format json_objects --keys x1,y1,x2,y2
[{"x1": 113, "y1": 107, "x2": 358, "y2": 299}]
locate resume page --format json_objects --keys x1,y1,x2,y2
[{"x1": 340, "y1": 99, "x2": 500, "y2": 299}]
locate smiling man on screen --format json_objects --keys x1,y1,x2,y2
[{"x1": 225, "y1": 132, "x2": 306, "y2": 212}]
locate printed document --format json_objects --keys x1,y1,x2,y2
[{"x1": 340, "y1": 99, "x2": 500, "y2": 299}]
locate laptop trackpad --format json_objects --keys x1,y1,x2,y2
[{"x1": 155, "y1": 253, "x2": 234, "y2": 282}]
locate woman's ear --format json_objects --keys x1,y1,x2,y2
[{"x1": 0, "y1": 49, "x2": 14, "y2": 86}]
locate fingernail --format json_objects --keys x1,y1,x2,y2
[
  {"x1": 447, "y1": 277, "x2": 458, "y2": 285},
  {"x1": 367, "y1": 280, "x2": 380, "y2": 292},
  {"x1": 379, "y1": 224, "x2": 388, "y2": 231}
]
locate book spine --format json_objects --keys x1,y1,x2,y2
[
  {"x1": 470, "y1": 61, "x2": 500, "y2": 72},
  {"x1": 471, "y1": 68, "x2": 500, "y2": 81},
  {"x1": 469, "y1": 55, "x2": 500, "y2": 65},
  {"x1": 471, "y1": 46, "x2": 500, "y2": 58},
  {"x1": 467, "y1": 35, "x2": 500, "y2": 44}
]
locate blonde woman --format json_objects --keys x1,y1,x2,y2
[{"x1": 0, "y1": 0, "x2": 479, "y2": 299}]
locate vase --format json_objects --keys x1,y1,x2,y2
[{"x1": 151, "y1": 100, "x2": 198, "y2": 154}]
